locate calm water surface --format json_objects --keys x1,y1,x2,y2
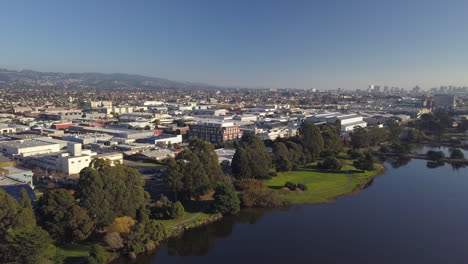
[{"x1": 125, "y1": 154, "x2": 468, "y2": 264}]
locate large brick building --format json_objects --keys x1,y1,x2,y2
[{"x1": 189, "y1": 121, "x2": 243, "y2": 143}]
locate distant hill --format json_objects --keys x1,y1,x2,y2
[{"x1": 0, "y1": 68, "x2": 223, "y2": 90}]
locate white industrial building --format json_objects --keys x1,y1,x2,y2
[
  {"x1": 26, "y1": 143, "x2": 123, "y2": 175},
  {"x1": 0, "y1": 138, "x2": 61, "y2": 157},
  {"x1": 151, "y1": 134, "x2": 182, "y2": 146},
  {"x1": 306, "y1": 112, "x2": 367, "y2": 132}
]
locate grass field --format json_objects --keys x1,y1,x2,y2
[
  {"x1": 139, "y1": 162, "x2": 163, "y2": 167},
  {"x1": 59, "y1": 244, "x2": 90, "y2": 258},
  {"x1": 266, "y1": 161, "x2": 385, "y2": 204}
]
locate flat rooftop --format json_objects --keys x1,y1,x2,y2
[{"x1": 0, "y1": 139, "x2": 57, "y2": 149}]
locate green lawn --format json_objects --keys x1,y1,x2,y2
[
  {"x1": 266, "y1": 161, "x2": 385, "y2": 204},
  {"x1": 139, "y1": 162, "x2": 163, "y2": 167},
  {"x1": 59, "y1": 244, "x2": 90, "y2": 258}
]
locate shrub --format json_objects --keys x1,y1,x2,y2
[
  {"x1": 88, "y1": 245, "x2": 108, "y2": 264},
  {"x1": 318, "y1": 157, "x2": 342, "y2": 170},
  {"x1": 241, "y1": 188, "x2": 287, "y2": 208},
  {"x1": 297, "y1": 183, "x2": 307, "y2": 191},
  {"x1": 233, "y1": 179, "x2": 264, "y2": 191},
  {"x1": 106, "y1": 216, "x2": 136, "y2": 233},
  {"x1": 168, "y1": 201, "x2": 185, "y2": 219},
  {"x1": 284, "y1": 181, "x2": 297, "y2": 191},
  {"x1": 353, "y1": 152, "x2": 375, "y2": 171},
  {"x1": 348, "y1": 149, "x2": 364, "y2": 159}
]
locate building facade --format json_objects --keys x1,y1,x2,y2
[{"x1": 189, "y1": 121, "x2": 243, "y2": 143}]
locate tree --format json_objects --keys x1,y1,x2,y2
[
  {"x1": 275, "y1": 156, "x2": 292, "y2": 172},
  {"x1": 36, "y1": 189, "x2": 74, "y2": 239},
  {"x1": 0, "y1": 189, "x2": 36, "y2": 237},
  {"x1": 88, "y1": 245, "x2": 108, "y2": 264},
  {"x1": 353, "y1": 152, "x2": 375, "y2": 171},
  {"x1": 104, "y1": 232, "x2": 124, "y2": 251},
  {"x1": 300, "y1": 122, "x2": 323, "y2": 160},
  {"x1": 36, "y1": 189, "x2": 87, "y2": 242},
  {"x1": 319, "y1": 156, "x2": 342, "y2": 170},
  {"x1": 320, "y1": 124, "x2": 342, "y2": 153},
  {"x1": 386, "y1": 120, "x2": 402, "y2": 142},
  {"x1": 164, "y1": 158, "x2": 183, "y2": 200},
  {"x1": 231, "y1": 135, "x2": 272, "y2": 179},
  {"x1": 76, "y1": 167, "x2": 113, "y2": 227},
  {"x1": 164, "y1": 139, "x2": 222, "y2": 200},
  {"x1": 188, "y1": 138, "x2": 223, "y2": 185},
  {"x1": 76, "y1": 161, "x2": 147, "y2": 227},
  {"x1": 351, "y1": 126, "x2": 370, "y2": 149},
  {"x1": 450, "y1": 148, "x2": 465, "y2": 159},
  {"x1": 367, "y1": 126, "x2": 389, "y2": 146},
  {"x1": 67, "y1": 205, "x2": 94, "y2": 242},
  {"x1": 106, "y1": 216, "x2": 136, "y2": 233},
  {"x1": 168, "y1": 201, "x2": 185, "y2": 219},
  {"x1": 212, "y1": 182, "x2": 240, "y2": 215},
  {"x1": 0, "y1": 226, "x2": 63, "y2": 264},
  {"x1": 124, "y1": 220, "x2": 167, "y2": 255},
  {"x1": 19, "y1": 188, "x2": 33, "y2": 209},
  {"x1": 231, "y1": 147, "x2": 252, "y2": 179}
]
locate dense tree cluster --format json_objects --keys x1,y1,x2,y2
[
  {"x1": 351, "y1": 123, "x2": 398, "y2": 150},
  {"x1": 36, "y1": 189, "x2": 94, "y2": 243},
  {"x1": 164, "y1": 138, "x2": 223, "y2": 200},
  {"x1": 76, "y1": 159, "x2": 148, "y2": 227},
  {"x1": 231, "y1": 134, "x2": 272, "y2": 179},
  {"x1": 0, "y1": 189, "x2": 63, "y2": 264}
]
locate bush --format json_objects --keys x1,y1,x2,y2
[
  {"x1": 353, "y1": 152, "x2": 375, "y2": 171},
  {"x1": 348, "y1": 149, "x2": 364, "y2": 159},
  {"x1": 318, "y1": 157, "x2": 342, "y2": 170},
  {"x1": 426, "y1": 150, "x2": 445, "y2": 161},
  {"x1": 168, "y1": 201, "x2": 185, "y2": 219},
  {"x1": 88, "y1": 245, "x2": 108, "y2": 264},
  {"x1": 297, "y1": 183, "x2": 307, "y2": 191},
  {"x1": 106, "y1": 216, "x2": 136, "y2": 233},
  {"x1": 379, "y1": 146, "x2": 389, "y2": 153},
  {"x1": 233, "y1": 179, "x2": 264, "y2": 191},
  {"x1": 284, "y1": 181, "x2": 297, "y2": 191},
  {"x1": 241, "y1": 188, "x2": 288, "y2": 208},
  {"x1": 151, "y1": 195, "x2": 184, "y2": 220}
]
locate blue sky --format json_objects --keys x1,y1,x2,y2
[{"x1": 1, "y1": 0, "x2": 468, "y2": 89}]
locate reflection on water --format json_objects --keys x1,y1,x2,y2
[{"x1": 426, "y1": 161, "x2": 445, "y2": 168}]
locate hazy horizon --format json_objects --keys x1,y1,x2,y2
[{"x1": 2, "y1": 0, "x2": 468, "y2": 90}]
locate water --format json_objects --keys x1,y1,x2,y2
[
  {"x1": 125, "y1": 153, "x2": 468, "y2": 264},
  {"x1": 410, "y1": 144, "x2": 468, "y2": 157}
]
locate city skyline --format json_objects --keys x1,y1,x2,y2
[{"x1": 2, "y1": 0, "x2": 468, "y2": 89}]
